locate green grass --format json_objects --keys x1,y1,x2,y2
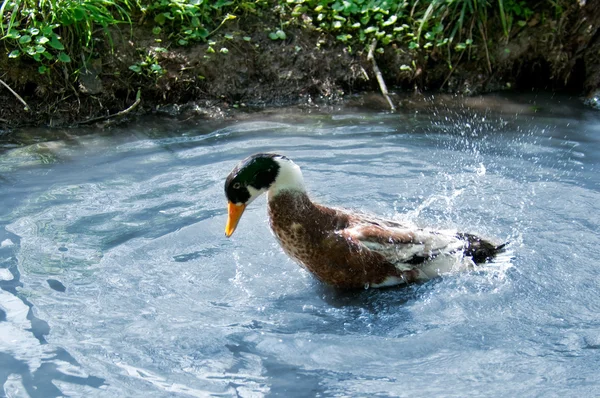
[
  {"x1": 1, "y1": 0, "x2": 552, "y2": 80},
  {"x1": 1, "y1": 0, "x2": 135, "y2": 73},
  {"x1": 279, "y1": 0, "x2": 538, "y2": 70}
]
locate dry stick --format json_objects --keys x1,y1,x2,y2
[
  {"x1": 441, "y1": 50, "x2": 465, "y2": 90},
  {"x1": 76, "y1": 89, "x2": 141, "y2": 125},
  {"x1": 0, "y1": 77, "x2": 31, "y2": 111},
  {"x1": 367, "y1": 39, "x2": 396, "y2": 112},
  {"x1": 441, "y1": 17, "x2": 476, "y2": 90},
  {"x1": 478, "y1": 22, "x2": 493, "y2": 74}
]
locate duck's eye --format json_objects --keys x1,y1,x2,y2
[{"x1": 232, "y1": 182, "x2": 241, "y2": 189}]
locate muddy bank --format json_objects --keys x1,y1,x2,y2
[{"x1": 1, "y1": 1, "x2": 599, "y2": 129}]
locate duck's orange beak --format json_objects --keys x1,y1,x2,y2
[{"x1": 225, "y1": 202, "x2": 246, "y2": 237}]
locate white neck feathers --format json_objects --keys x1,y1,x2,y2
[{"x1": 267, "y1": 157, "x2": 306, "y2": 200}]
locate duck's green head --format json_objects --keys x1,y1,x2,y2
[{"x1": 224, "y1": 153, "x2": 304, "y2": 237}]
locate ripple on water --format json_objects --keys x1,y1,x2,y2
[{"x1": 2, "y1": 97, "x2": 600, "y2": 396}]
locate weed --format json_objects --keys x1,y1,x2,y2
[
  {"x1": 1, "y1": 0, "x2": 132, "y2": 73},
  {"x1": 0, "y1": 0, "x2": 556, "y2": 86},
  {"x1": 129, "y1": 47, "x2": 167, "y2": 76}
]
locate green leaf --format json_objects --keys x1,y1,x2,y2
[
  {"x1": 19, "y1": 35, "x2": 32, "y2": 44},
  {"x1": 49, "y1": 36, "x2": 65, "y2": 50},
  {"x1": 400, "y1": 64, "x2": 411, "y2": 71},
  {"x1": 154, "y1": 13, "x2": 166, "y2": 25},
  {"x1": 28, "y1": 28, "x2": 40, "y2": 35},
  {"x1": 38, "y1": 65, "x2": 48, "y2": 74},
  {"x1": 37, "y1": 36, "x2": 49, "y2": 44},
  {"x1": 152, "y1": 26, "x2": 162, "y2": 35},
  {"x1": 73, "y1": 7, "x2": 86, "y2": 21},
  {"x1": 8, "y1": 49, "x2": 20, "y2": 58},
  {"x1": 276, "y1": 30, "x2": 286, "y2": 40},
  {"x1": 26, "y1": 46, "x2": 37, "y2": 55},
  {"x1": 178, "y1": 39, "x2": 188, "y2": 45},
  {"x1": 6, "y1": 30, "x2": 20, "y2": 39},
  {"x1": 243, "y1": 36, "x2": 251, "y2": 41},
  {"x1": 382, "y1": 15, "x2": 397, "y2": 27},
  {"x1": 268, "y1": 32, "x2": 279, "y2": 40},
  {"x1": 198, "y1": 28, "x2": 209, "y2": 39},
  {"x1": 220, "y1": 47, "x2": 229, "y2": 53},
  {"x1": 129, "y1": 65, "x2": 142, "y2": 73},
  {"x1": 35, "y1": 45, "x2": 45, "y2": 53},
  {"x1": 191, "y1": 17, "x2": 200, "y2": 27},
  {"x1": 224, "y1": 33, "x2": 233, "y2": 40},
  {"x1": 213, "y1": 0, "x2": 233, "y2": 8},
  {"x1": 58, "y1": 52, "x2": 71, "y2": 62},
  {"x1": 150, "y1": 64, "x2": 162, "y2": 72},
  {"x1": 42, "y1": 26, "x2": 53, "y2": 36}
]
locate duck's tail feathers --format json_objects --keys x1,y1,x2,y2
[{"x1": 457, "y1": 233, "x2": 509, "y2": 264}]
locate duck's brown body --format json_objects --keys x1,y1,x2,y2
[{"x1": 268, "y1": 191, "x2": 423, "y2": 288}]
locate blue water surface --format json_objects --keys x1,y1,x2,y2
[{"x1": 1, "y1": 94, "x2": 599, "y2": 397}]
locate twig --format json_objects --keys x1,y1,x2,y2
[
  {"x1": 441, "y1": 49, "x2": 465, "y2": 90},
  {"x1": 76, "y1": 89, "x2": 141, "y2": 125},
  {"x1": 478, "y1": 22, "x2": 493, "y2": 74},
  {"x1": 367, "y1": 39, "x2": 396, "y2": 112},
  {"x1": 0, "y1": 77, "x2": 31, "y2": 111},
  {"x1": 0, "y1": 118, "x2": 8, "y2": 123}
]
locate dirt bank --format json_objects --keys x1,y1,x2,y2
[{"x1": 1, "y1": 1, "x2": 599, "y2": 129}]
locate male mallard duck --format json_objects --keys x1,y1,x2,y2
[{"x1": 224, "y1": 153, "x2": 505, "y2": 289}]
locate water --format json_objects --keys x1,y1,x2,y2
[{"x1": 1, "y1": 94, "x2": 599, "y2": 397}]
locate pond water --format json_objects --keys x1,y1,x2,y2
[{"x1": 1, "y1": 94, "x2": 599, "y2": 397}]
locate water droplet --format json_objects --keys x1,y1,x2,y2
[{"x1": 476, "y1": 163, "x2": 486, "y2": 176}]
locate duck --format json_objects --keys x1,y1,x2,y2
[{"x1": 224, "y1": 153, "x2": 506, "y2": 289}]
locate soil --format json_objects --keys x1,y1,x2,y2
[{"x1": 1, "y1": 1, "x2": 599, "y2": 130}]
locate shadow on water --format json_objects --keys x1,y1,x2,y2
[
  {"x1": 313, "y1": 280, "x2": 433, "y2": 310},
  {"x1": 0, "y1": 352, "x2": 104, "y2": 398},
  {"x1": 0, "y1": 229, "x2": 106, "y2": 396},
  {"x1": 224, "y1": 336, "x2": 323, "y2": 398}
]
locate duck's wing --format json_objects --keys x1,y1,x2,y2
[{"x1": 340, "y1": 223, "x2": 466, "y2": 271}]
